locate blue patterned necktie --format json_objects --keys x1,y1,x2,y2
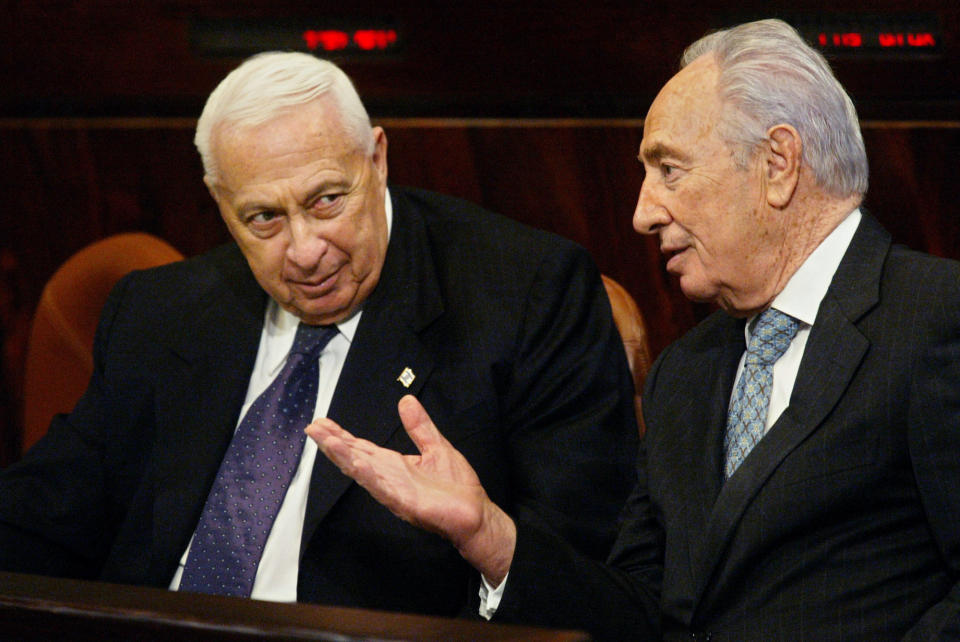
[
  {"x1": 179, "y1": 322, "x2": 338, "y2": 597},
  {"x1": 723, "y1": 308, "x2": 799, "y2": 478}
]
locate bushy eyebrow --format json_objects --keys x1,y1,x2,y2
[
  {"x1": 233, "y1": 178, "x2": 353, "y2": 217},
  {"x1": 234, "y1": 200, "x2": 275, "y2": 219},
  {"x1": 639, "y1": 141, "x2": 691, "y2": 165},
  {"x1": 303, "y1": 179, "x2": 352, "y2": 205}
]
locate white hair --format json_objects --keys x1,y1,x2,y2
[
  {"x1": 195, "y1": 52, "x2": 375, "y2": 182},
  {"x1": 681, "y1": 19, "x2": 868, "y2": 198}
]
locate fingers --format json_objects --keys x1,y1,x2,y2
[
  {"x1": 305, "y1": 419, "x2": 352, "y2": 471},
  {"x1": 397, "y1": 394, "x2": 448, "y2": 454},
  {"x1": 309, "y1": 396, "x2": 444, "y2": 457},
  {"x1": 305, "y1": 417, "x2": 349, "y2": 444},
  {"x1": 307, "y1": 395, "x2": 449, "y2": 481},
  {"x1": 306, "y1": 418, "x2": 374, "y2": 475}
]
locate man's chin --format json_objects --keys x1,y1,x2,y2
[
  {"x1": 284, "y1": 298, "x2": 351, "y2": 326},
  {"x1": 678, "y1": 277, "x2": 711, "y2": 303},
  {"x1": 281, "y1": 275, "x2": 376, "y2": 325}
]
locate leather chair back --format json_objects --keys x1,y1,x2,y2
[
  {"x1": 602, "y1": 275, "x2": 652, "y2": 436},
  {"x1": 22, "y1": 233, "x2": 183, "y2": 454}
]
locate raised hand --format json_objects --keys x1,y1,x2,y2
[{"x1": 306, "y1": 394, "x2": 516, "y2": 583}]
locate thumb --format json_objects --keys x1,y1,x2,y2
[{"x1": 397, "y1": 395, "x2": 446, "y2": 454}]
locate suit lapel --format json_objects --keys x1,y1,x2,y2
[
  {"x1": 689, "y1": 214, "x2": 890, "y2": 610},
  {"x1": 149, "y1": 246, "x2": 266, "y2": 578},
  {"x1": 300, "y1": 193, "x2": 443, "y2": 551},
  {"x1": 666, "y1": 316, "x2": 744, "y2": 601},
  {"x1": 676, "y1": 317, "x2": 745, "y2": 539}
]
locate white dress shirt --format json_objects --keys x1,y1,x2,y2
[
  {"x1": 480, "y1": 208, "x2": 863, "y2": 620},
  {"x1": 170, "y1": 191, "x2": 392, "y2": 601},
  {"x1": 733, "y1": 209, "x2": 861, "y2": 432}
]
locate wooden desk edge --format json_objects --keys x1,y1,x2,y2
[{"x1": 0, "y1": 571, "x2": 589, "y2": 641}]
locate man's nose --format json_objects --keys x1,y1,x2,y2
[
  {"x1": 286, "y1": 215, "x2": 328, "y2": 270},
  {"x1": 632, "y1": 177, "x2": 670, "y2": 235}
]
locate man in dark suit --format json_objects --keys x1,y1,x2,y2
[
  {"x1": 0, "y1": 52, "x2": 638, "y2": 616},
  {"x1": 309, "y1": 19, "x2": 960, "y2": 639}
]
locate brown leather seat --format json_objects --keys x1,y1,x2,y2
[
  {"x1": 21, "y1": 233, "x2": 183, "y2": 455},
  {"x1": 602, "y1": 275, "x2": 652, "y2": 436}
]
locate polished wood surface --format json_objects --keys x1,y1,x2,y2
[{"x1": 0, "y1": 572, "x2": 588, "y2": 640}]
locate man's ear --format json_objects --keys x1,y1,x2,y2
[
  {"x1": 764, "y1": 124, "x2": 802, "y2": 209},
  {"x1": 203, "y1": 174, "x2": 220, "y2": 202},
  {"x1": 203, "y1": 175, "x2": 231, "y2": 224},
  {"x1": 371, "y1": 126, "x2": 388, "y2": 183}
]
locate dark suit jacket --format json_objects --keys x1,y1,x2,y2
[
  {"x1": 0, "y1": 186, "x2": 638, "y2": 617},
  {"x1": 497, "y1": 214, "x2": 960, "y2": 640}
]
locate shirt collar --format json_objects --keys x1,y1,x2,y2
[
  {"x1": 262, "y1": 305, "x2": 360, "y2": 376},
  {"x1": 384, "y1": 186, "x2": 393, "y2": 236},
  {"x1": 746, "y1": 208, "x2": 861, "y2": 340}
]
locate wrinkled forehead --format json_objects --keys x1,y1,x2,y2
[
  {"x1": 641, "y1": 56, "x2": 723, "y2": 150},
  {"x1": 214, "y1": 100, "x2": 344, "y2": 151},
  {"x1": 210, "y1": 102, "x2": 361, "y2": 189}
]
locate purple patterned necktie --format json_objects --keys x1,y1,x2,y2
[
  {"x1": 179, "y1": 322, "x2": 338, "y2": 597},
  {"x1": 723, "y1": 308, "x2": 799, "y2": 478}
]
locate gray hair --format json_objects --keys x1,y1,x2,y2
[
  {"x1": 681, "y1": 19, "x2": 868, "y2": 198},
  {"x1": 195, "y1": 52, "x2": 375, "y2": 182}
]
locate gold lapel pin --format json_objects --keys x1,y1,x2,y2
[{"x1": 397, "y1": 367, "x2": 416, "y2": 388}]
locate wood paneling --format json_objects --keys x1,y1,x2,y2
[{"x1": 2, "y1": 120, "x2": 958, "y2": 465}]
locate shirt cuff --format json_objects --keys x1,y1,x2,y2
[{"x1": 477, "y1": 572, "x2": 509, "y2": 620}]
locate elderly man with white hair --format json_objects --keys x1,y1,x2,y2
[
  {"x1": 0, "y1": 51, "x2": 638, "y2": 618},
  {"x1": 310, "y1": 19, "x2": 960, "y2": 640}
]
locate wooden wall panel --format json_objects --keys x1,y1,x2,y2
[
  {"x1": 862, "y1": 127, "x2": 960, "y2": 257},
  {"x1": 1, "y1": 121, "x2": 958, "y2": 465}
]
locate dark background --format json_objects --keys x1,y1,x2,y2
[{"x1": 1, "y1": 0, "x2": 958, "y2": 465}]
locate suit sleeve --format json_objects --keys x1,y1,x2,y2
[
  {"x1": 492, "y1": 274, "x2": 666, "y2": 640},
  {"x1": 903, "y1": 265, "x2": 960, "y2": 640},
  {"x1": 497, "y1": 244, "x2": 638, "y2": 561},
  {"x1": 0, "y1": 273, "x2": 135, "y2": 578}
]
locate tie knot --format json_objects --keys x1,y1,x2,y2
[
  {"x1": 745, "y1": 308, "x2": 799, "y2": 366},
  {"x1": 290, "y1": 323, "x2": 338, "y2": 359}
]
